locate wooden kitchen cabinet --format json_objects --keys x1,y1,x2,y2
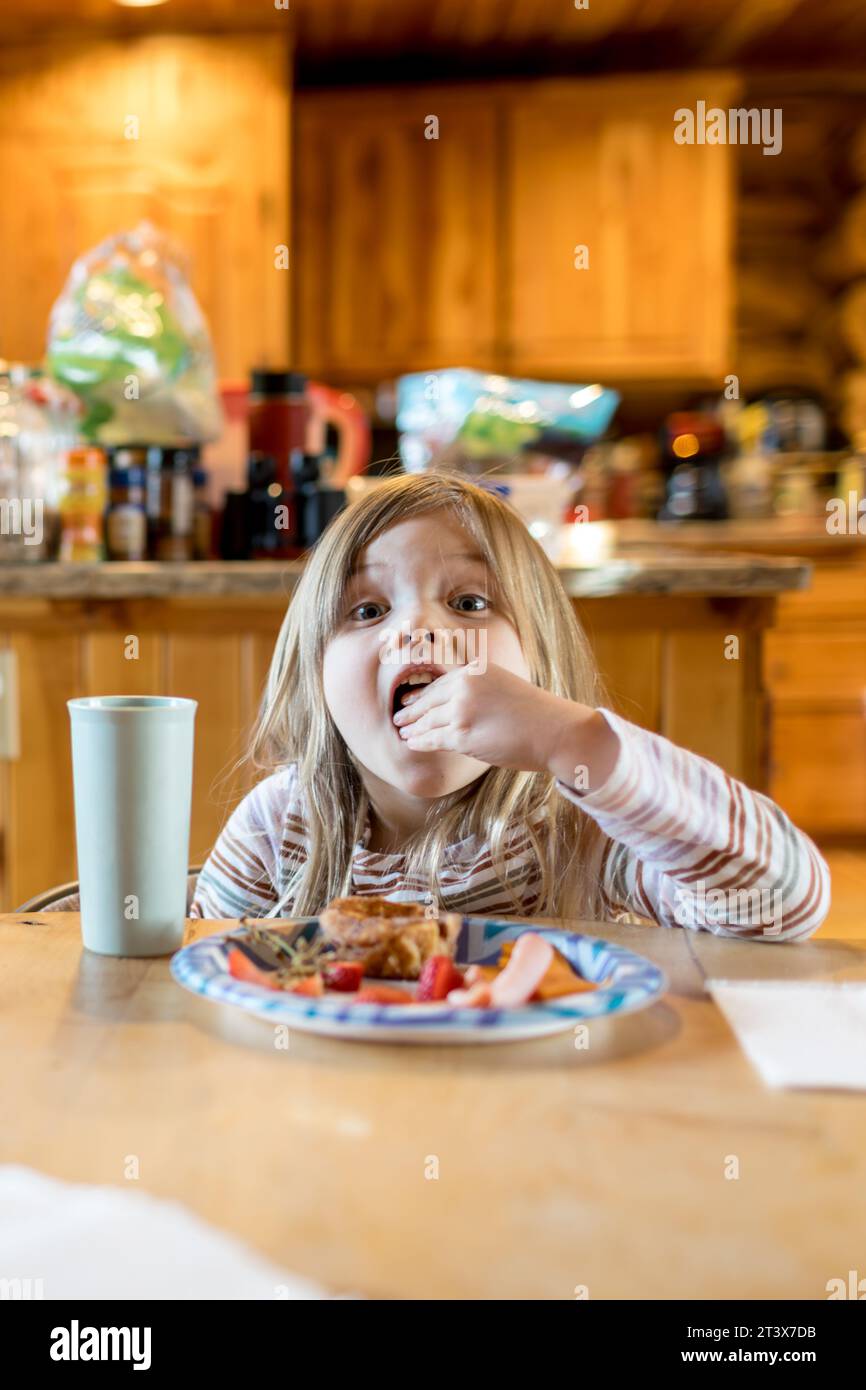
[
  {"x1": 0, "y1": 34, "x2": 291, "y2": 378},
  {"x1": 505, "y1": 75, "x2": 738, "y2": 381},
  {"x1": 293, "y1": 73, "x2": 738, "y2": 383},
  {"x1": 294, "y1": 88, "x2": 500, "y2": 376},
  {"x1": 765, "y1": 559, "x2": 866, "y2": 836},
  {"x1": 0, "y1": 598, "x2": 285, "y2": 912},
  {"x1": 611, "y1": 522, "x2": 866, "y2": 837}
]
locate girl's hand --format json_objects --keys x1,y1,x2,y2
[{"x1": 392, "y1": 660, "x2": 619, "y2": 790}]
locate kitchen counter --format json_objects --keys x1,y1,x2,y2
[
  {"x1": 0, "y1": 548, "x2": 811, "y2": 599},
  {"x1": 0, "y1": 544, "x2": 806, "y2": 912},
  {"x1": 610, "y1": 517, "x2": 866, "y2": 558}
]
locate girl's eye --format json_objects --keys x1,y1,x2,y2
[
  {"x1": 450, "y1": 593, "x2": 489, "y2": 614},
  {"x1": 349, "y1": 600, "x2": 389, "y2": 622}
]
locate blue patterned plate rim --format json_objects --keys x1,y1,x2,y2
[{"x1": 170, "y1": 917, "x2": 668, "y2": 1031}]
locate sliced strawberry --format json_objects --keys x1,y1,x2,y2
[
  {"x1": 288, "y1": 973, "x2": 324, "y2": 997},
  {"x1": 228, "y1": 947, "x2": 281, "y2": 990},
  {"x1": 353, "y1": 985, "x2": 414, "y2": 1005},
  {"x1": 322, "y1": 960, "x2": 365, "y2": 992},
  {"x1": 416, "y1": 955, "x2": 465, "y2": 1002}
]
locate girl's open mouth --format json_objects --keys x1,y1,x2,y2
[{"x1": 389, "y1": 664, "x2": 445, "y2": 718}]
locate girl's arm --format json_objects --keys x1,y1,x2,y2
[
  {"x1": 553, "y1": 707, "x2": 831, "y2": 942},
  {"x1": 394, "y1": 662, "x2": 831, "y2": 942}
]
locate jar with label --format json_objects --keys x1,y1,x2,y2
[
  {"x1": 105, "y1": 465, "x2": 147, "y2": 560},
  {"x1": 146, "y1": 445, "x2": 196, "y2": 561},
  {"x1": 58, "y1": 446, "x2": 107, "y2": 562},
  {"x1": 192, "y1": 468, "x2": 212, "y2": 560}
]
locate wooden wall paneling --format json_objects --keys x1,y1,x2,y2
[
  {"x1": 582, "y1": 628, "x2": 662, "y2": 732},
  {"x1": 83, "y1": 630, "x2": 163, "y2": 696},
  {"x1": 164, "y1": 632, "x2": 248, "y2": 864},
  {"x1": 574, "y1": 595, "x2": 769, "y2": 787},
  {"x1": 247, "y1": 630, "x2": 282, "y2": 726},
  {"x1": 0, "y1": 636, "x2": 7, "y2": 910},
  {"x1": 660, "y1": 628, "x2": 753, "y2": 784},
  {"x1": 0, "y1": 599, "x2": 291, "y2": 907},
  {"x1": 6, "y1": 630, "x2": 82, "y2": 908},
  {"x1": 740, "y1": 629, "x2": 767, "y2": 795},
  {"x1": 234, "y1": 627, "x2": 281, "y2": 801},
  {"x1": 0, "y1": 34, "x2": 291, "y2": 377}
]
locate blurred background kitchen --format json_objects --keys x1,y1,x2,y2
[{"x1": 0, "y1": 0, "x2": 864, "y2": 925}]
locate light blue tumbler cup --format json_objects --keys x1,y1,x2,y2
[{"x1": 67, "y1": 696, "x2": 197, "y2": 956}]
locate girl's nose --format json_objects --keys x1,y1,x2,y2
[
  {"x1": 396, "y1": 622, "x2": 435, "y2": 661},
  {"x1": 397, "y1": 603, "x2": 443, "y2": 644}
]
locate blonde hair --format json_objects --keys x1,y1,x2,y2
[{"x1": 251, "y1": 472, "x2": 610, "y2": 919}]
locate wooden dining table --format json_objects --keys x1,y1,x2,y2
[{"x1": 2, "y1": 911, "x2": 866, "y2": 1301}]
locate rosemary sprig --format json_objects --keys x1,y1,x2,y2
[
  {"x1": 237, "y1": 917, "x2": 370, "y2": 992},
  {"x1": 240, "y1": 920, "x2": 329, "y2": 974}
]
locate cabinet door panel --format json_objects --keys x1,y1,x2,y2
[
  {"x1": 295, "y1": 92, "x2": 499, "y2": 374},
  {"x1": 587, "y1": 629, "x2": 661, "y2": 732},
  {"x1": 771, "y1": 712, "x2": 866, "y2": 835},
  {"x1": 5, "y1": 633, "x2": 81, "y2": 908},
  {"x1": 164, "y1": 633, "x2": 247, "y2": 866},
  {"x1": 765, "y1": 632, "x2": 866, "y2": 703},
  {"x1": 507, "y1": 78, "x2": 737, "y2": 379},
  {"x1": 0, "y1": 35, "x2": 290, "y2": 378},
  {"x1": 296, "y1": 75, "x2": 736, "y2": 383},
  {"x1": 83, "y1": 632, "x2": 163, "y2": 696}
]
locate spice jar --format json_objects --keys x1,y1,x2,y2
[
  {"x1": 105, "y1": 460, "x2": 147, "y2": 560},
  {"x1": 58, "y1": 446, "x2": 107, "y2": 562},
  {"x1": 146, "y1": 445, "x2": 196, "y2": 561},
  {"x1": 192, "y1": 468, "x2": 212, "y2": 560}
]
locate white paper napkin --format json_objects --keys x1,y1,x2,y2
[
  {"x1": 0, "y1": 1166, "x2": 345, "y2": 1300},
  {"x1": 707, "y1": 979, "x2": 866, "y2": 1092}
]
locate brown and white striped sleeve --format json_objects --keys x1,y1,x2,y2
[
  {"x1": 556, "y1": 708, "x2": 831, "y2": 943},
  {"x1": 190, "y1": 766, "x2": 305, "y2": 920}
]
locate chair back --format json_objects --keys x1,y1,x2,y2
[{"x1": 18, "y1": 870, "x2": 202, "y2": 915}]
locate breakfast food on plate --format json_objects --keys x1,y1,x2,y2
[
  {"x1": 354, "y1": 984, "x2": 415, "y2": 1005},
  {"x1": 463, "y1": 939, "x2": 601, "y2": 1000},
  {"x1": 416, "y1": 955, "x2": 465, "y2": 1002},
  {"x1": 228, "y1": 945, "x2": 324, "y2": 996},
  {"x1": 319, "y1": 895, "x2": 462, "y2": 980},
  {"x1": 322, "y1": 959, "x2": 364, "y2": 992},
  {"x1": 489, "y1": 932, "x2": 554, "y2": 1007},
  {"x1": 228, "y1": 917, "x2": 601, "y2": 1012},
  {"x1": 229, "y1": 922, "x2": 333, "y2": 997},
  {"x1": 447, "y1": 934, "x2": 554, "y2": 1008}
]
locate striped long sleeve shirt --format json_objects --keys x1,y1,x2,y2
[{"x1": 190, "y1": 708, "x2": 831, "y2": 942}]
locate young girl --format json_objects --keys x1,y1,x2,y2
[{"x1": 191, "y1": 472, "x2": 829, "y2": 942}]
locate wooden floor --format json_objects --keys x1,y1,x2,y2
[{"x1": 815, "y1": 846, "x2": 866, "y2": 940}]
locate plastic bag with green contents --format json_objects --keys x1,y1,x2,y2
[{"x1": 46, "y1": 222, "x2": 223, "y2": 445}]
